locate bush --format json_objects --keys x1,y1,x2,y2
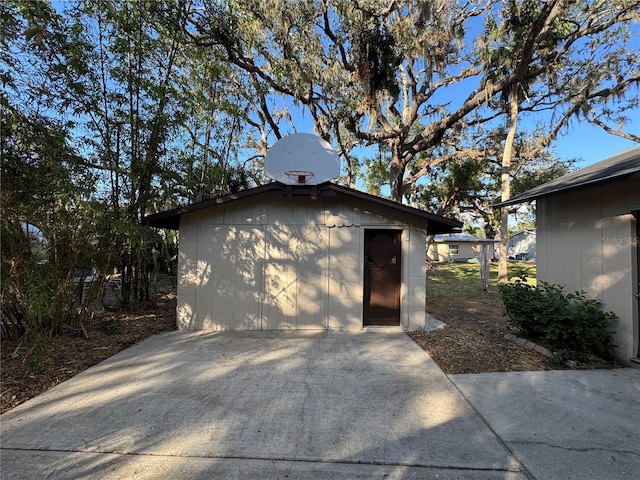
[{"x1": 499, "y1": 278, "x2": 616, "y2": 361}]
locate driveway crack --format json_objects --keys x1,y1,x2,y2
[
  {"x1": 509, "y1": 440, "x2": 640, "y2": 457},
  {"x1": 1, "y1": 446, "x2": 526, "y2": 472}
]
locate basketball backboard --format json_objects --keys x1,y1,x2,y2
[{"x1": 264, "y1": 133, "x2": 341, "y2": 185}]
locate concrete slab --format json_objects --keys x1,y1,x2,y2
[
  {"x1": 0, "y1": 331, "x2": 527, "y2": 479},
  {"x1": 0, "y1": 449, "x2": 525, "y2": 480},
  {"x1": 449, "y1": 369, "x2": 640, "y2": 480}
]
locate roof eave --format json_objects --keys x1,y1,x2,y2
[
  {"x1": 497, "y1": 172, "x2": 638, "y2": 207},
  {"x1": 324, "y1": 183, "x2": 462, "y2": 232},
  {"x1": 143, "y1": 181, "x2": 463, "y2": 233},
  {"x1": 496, "y1": 147, "x2": 640, "y2": 207},
  {"x1": 142, "y1": 183, "x2": 284, "y2": 229}
]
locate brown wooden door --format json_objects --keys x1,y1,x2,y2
[{"x1": 364, "y1": 230, "x2": 401, "y2": 326}]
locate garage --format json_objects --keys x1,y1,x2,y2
[{"x1": 144, "y1": 135, "x2": 461, "y2": 332}]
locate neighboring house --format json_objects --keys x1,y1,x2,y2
[
  {"x1": 144, "y1": 182, "x2": 461, "y2": 332},
  {"x1": 500, "y1": 146, "x2": 640, "y2": 365},
  {"x1": 507, "y1": 230, "x2": 536, "y2": 261},
  {"x1": 428, "y1": 232, "x2": 497, "y2": 263}
]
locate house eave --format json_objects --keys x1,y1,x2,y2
[
  {"x1": 142, "y1": 181, "x2": 462, "y2": 233},
  {"x1": 496, "y1": 146, "x2": 640, "y2": 208}
]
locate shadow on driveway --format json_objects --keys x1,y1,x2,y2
[{"x1": 1, "y1": 331, "x2": 528, "y2": 479}]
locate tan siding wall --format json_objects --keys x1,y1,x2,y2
[
  {"x1": 296, "y1": 226, "x2": 329, "y2": 329},
  {"x1": 264, "y1": 225, "x2": 297, "y2": 330},
  {"x1": 218, "y1": 226, "x2": 264, "y2": 330},
  {"x1": 406, "y1": 229, "x2": 427, "y2": 330},
  {"x1": 264, "y1": 225, "x2": 328, "y2": 330},
  {"x1": 179, "y1": 225, "x2": 265, "y2": 330},
  {"x1": 536, "y1": 200, "x2": 549, "y2": 282},
  {"x1": 429, "y1": 243, "x2": 484, "y2": 262},
  {"x1": 537, "y1": 177, "x2": 640, "y2": 362},
  {"x1": 177, "y1": 191, "x2": 428, "y2": 332},
  {"x1": 176, "y1": 223, "x2": 197, "y2": 330},
  {"x1": 327, "y1": 226, "x2": 362, "y2": 330}
]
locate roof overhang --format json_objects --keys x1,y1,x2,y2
[
  {"x1": 432, "y1": 233, "x2": 497, "y2": 243},
  {"x1": 497, "y1": 146, "x2": 640, "y2": 207},
  {"x1": 143, "y1": 182, "x2": 462, "y2": 234},
  {"x1": 433, "y1": 239, "x2": 498, "y2": 243}
]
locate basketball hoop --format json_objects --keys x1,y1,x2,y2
[
  {"x1": 285, "y1": 170, "x2": 315, "y2": 184},
  {"x1": 265, "y1": 134, "x2": 340, "y2": 185}
]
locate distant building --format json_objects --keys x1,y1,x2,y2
[
  {"x1": 428, "y1": 233, "x2": 497, "y2": 263},
  {"x1": 507, "y1": 230, "x2": 536, "y2": 261}
]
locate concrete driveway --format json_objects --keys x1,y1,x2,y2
[
  {"x1": 2, "y1": 332, "x2": 638, "y2": 480},
  {"x1": 1, "y1": 331, "x2": 527, "y2": 479},
  {"x1": 449, "y1": 368, "x2": 640, "y2": 480}
]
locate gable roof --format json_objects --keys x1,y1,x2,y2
[
  {"x1": 433, "y1": 233, "x2": 497, "y2": 243},
  {"x1": 143, "y1": 181, "x2": 462, "y2": 234},
  {"x1": 498, "y1": 146, "x2": 640, "y2": 207},
  {"x1": 509, "y1": 230, "x2": 535, "y2": 239}
]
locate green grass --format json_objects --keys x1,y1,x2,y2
[{"x1": 426, "y1": 262, "x2": 536, "y2": 301}]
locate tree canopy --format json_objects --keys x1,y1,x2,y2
[{"x1": 185, "y1": 0, "x2": 639, "y2": 200}]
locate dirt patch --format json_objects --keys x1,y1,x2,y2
[
  {"x1": 1, "y1": 280, "x2": 176, "y2": 414},
  {"x1": 410, "y1": 294, "x2": 621, "y2": 374}
]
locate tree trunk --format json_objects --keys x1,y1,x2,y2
[
  {"x1": 389, "y1": 143, "x2": 405, "y2": 202},
  {"x1": 498, "y1": 84, "x2": 519, "y2": 283},
  {"x1": 425, "y1": 234, "x2": 436, "y2": 260}
]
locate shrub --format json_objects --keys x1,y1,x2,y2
[
  {"x1": 498, "y1": 277, "x2": 546, "y2": 338},
  {"x1": 499, "y1": 278, "x2": 616, "y2": 361}
]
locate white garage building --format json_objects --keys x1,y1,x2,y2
[{"x1": 145, "y1": 181, "x2": 461, "y2": 332}]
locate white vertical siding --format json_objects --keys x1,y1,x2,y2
[
  {"x1": 406, "y1": 229, "x2": 427, "y2": 330},
  {"x1": 176, "y1": 223, "x2": 197, "y2": 330},
  {"x1": 176, "y1": 191, "x2": 429, "y2": 332},
  {"x1": 296, "y1": 225, "x2": 328, "y2": 329},
  {"x1": 264, "y1": 224, "x2": 298, "y2": 330},
  {"x1": 537, "y1": 177, "x2": 640, "y2": 363},
  {"x1": 327, "y1": 226, "x2": 363, "y2": 330},
  {"x1": 507, "y1": 231, "x2": 536, "y2": 259}
]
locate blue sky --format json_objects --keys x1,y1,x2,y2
[
  {"x1": 553, "y1": 122, "x2": 639, "y2": 168},
  {"x1": 286, "y1": 102, "x2": 639, "y2": 174},
  {"x1": 44, "y1": 0, "x2": 638, "y2": 173}
]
